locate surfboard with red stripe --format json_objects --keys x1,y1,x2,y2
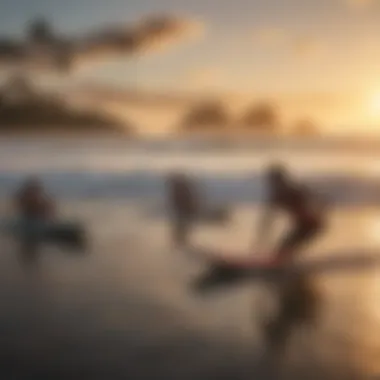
[{"x1": 188, "y1": 246, "x2": 284, "y2": 269}]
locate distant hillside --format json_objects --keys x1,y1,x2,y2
[
  {"x1": 0, "y1": 76, "x2": 128, "y2": 134},
  {"x1": 180, "y1": 101, "x2": 231, "y2": 130},
  {"x1": 0, "y1": 100, "x2": 126, "y2": 133}
]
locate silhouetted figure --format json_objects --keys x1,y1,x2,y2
[
  {"x1": 15, "y1": 176, "x2": 56, "y2": 221},
  {"x1": 13, "y1": 176, "x2": 55, "y2": 262},
  {"x1": 27, "y1": 17, "x2": 55, "y2": 45},
  {"x1": 257, "y1": 163, "x2": 327, "y2": 263},
  {"x1": 166, "y1": 173, "x2": 199, "y2": 247},
  {"x1": 11, "y1": 177, "x2": 87, "y2": 262},
  {"x1": 166, "y1": 172, "x2": 231, "y2": 248},
  {"x1": 254, "y1": 164, "x2": 326, "y2": 366}
]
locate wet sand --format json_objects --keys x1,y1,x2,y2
[{"x1": 0, "y1": 199, "x2": 379, "y2": 379}]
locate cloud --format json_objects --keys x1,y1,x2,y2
[
  {"x1": 75, "y1": 15, "x2": 203, "y2": 69},
  {"x1": 252, "y1": 28, "x2": 287, "y2": 47},
  {"x1": 182, "y1": 67, "x2": 239, "y2": 98},
  {"x1": 184, "y1": 67, "x2": 225, "y2": 89},
  {"x1": 252, "y1": 28, "x2": 324, "y2": 59},
  {"x1": 0, "y1": 15, "x2": 204, "y2": 74},
  {"x1": 136, "y1": 15, "x2": 203, "y2": 51},
  {"x1": 292, "y1": 37, "x2": 324, "y2": 58}
]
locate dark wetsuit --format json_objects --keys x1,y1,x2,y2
[
  {"x1": 269, "y1": 182, "x2": 325, "y2": 260},
  {"x1": 167, "y1": 177, "x2": 199, "y2": 247},
  {"x1": 169, "y1": 181, "x2": 197, "y2": 217},
  {"x1": 12, "y1": 184, "x2": 55, "y2": 259},
  {"x1": 15, "y1": 189, "x2": 54, "y2": 220}
]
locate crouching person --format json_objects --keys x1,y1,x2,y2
[
  {"x1": 14, "y1": 177, "x2": 56, "y2": 256},
  {"x1": 7, "y1": 176, "x2": 86, "y2": 259}
]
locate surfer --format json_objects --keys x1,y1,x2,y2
[
  {"x1": 15, "y1": 176, "x2": 56, "y2": 222},
  {"x1": 11, "y1": 176, "x2": 56, "y2": 260},
  {"x1": 166, "y1": 172, "x2": 199, "y2": 247},
  {"x1": 257, "y1": 163, "x2": 326, "y2": 263},
  {"x1": 12, "y1": 176, "x2": 87, "y2": 255}
]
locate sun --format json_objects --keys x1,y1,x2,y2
[{"x1": 369, "y1": 92, "x2": 380, "y2": 116}]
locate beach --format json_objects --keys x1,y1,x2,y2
[{"x1": 0, "y1": 137, "x2": 380, "y2": 379}]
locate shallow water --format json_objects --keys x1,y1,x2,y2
[{"x1": 1, "y1": 137, "x2": 380, "y2": 379}]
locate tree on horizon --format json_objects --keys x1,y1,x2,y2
[
  {"x1": 292, "y1": 118, "x2": 319, "y2": 136},
  {"x1": 240, "y1": 102, "x2": 279, "y2": 133},
  {"x1": 181, "y1": 100, "x2": 231, "y2": 129}
]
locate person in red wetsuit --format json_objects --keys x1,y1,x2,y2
[
  {"x1": 257, "y1": 163, "x2": 326, "y2": 263},
  {"x1": 166, "y1": 172, "x2": 200, "y2": 247},
  {"x1": 15, "y1": 176, "x2": 56, "y2": 222}
]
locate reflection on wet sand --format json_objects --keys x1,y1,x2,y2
[{"x1": 0, "y1": 201, "x2": 379, "y2": 379}]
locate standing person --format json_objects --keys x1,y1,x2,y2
[{"x1": 166, "y1": 172, "x2": 200, "y2": 248}]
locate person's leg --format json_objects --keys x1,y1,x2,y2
[
  {"x1": 275, "y1": 222, "x2": 323, "y2": 263},
  {"x1": 172, "y1": 213, "x2": 192, "y2": 248}
]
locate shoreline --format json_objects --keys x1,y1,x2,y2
[{"x1": 0, "y1": 133, "x2": 379, "y2": 155}]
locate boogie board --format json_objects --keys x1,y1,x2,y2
[
  {"x1": 44, "y1": 222, "x2": 87, "y2": 250},
  {"x1": 1, "y1": 217, "x2": 88, "y2": 251}
]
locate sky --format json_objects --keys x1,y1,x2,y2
[{"x1": 1, "y1": 0, "x2": 380, "y2": 131}]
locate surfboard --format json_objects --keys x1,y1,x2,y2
[
  {"x1": 188, "y1": 246, "x2": 284, "y2": 293},
  {"x1": 189, "y1": 246, "x2": 380, "y2": 294},
  {"x1": 214, "y1": 255, "x2": 283, "y2": 269},
  {"x1": 187, "y1": 245, "x2": 283, "y2": 269}
]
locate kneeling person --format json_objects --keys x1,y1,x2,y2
[{"x1": 11, "y1": 177, "x2": 86, "y2": 251}]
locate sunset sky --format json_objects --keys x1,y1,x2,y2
[{"x1": 1, "y1": 0, "x2": 380, "y2": 131}]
